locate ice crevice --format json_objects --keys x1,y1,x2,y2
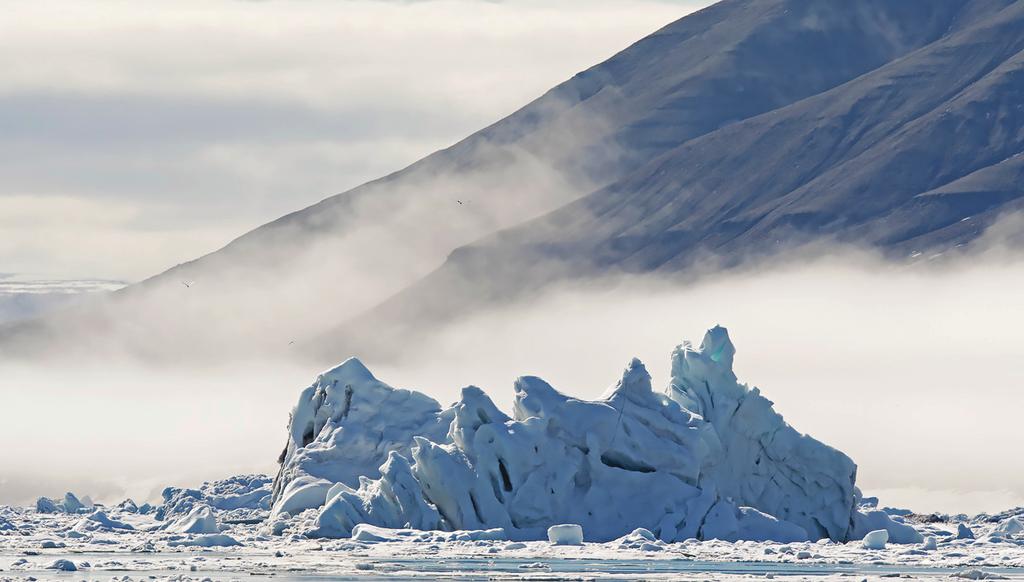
[{"x1": 270, "y1": 325, "x2": 918, "y2": 544}]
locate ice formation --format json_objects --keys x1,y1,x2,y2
[
  {"x1": 162, "y1": 506, "x2": 220, "y2": 534},
  {"x1": 958, "y1": 523, "x2": 976, "y2": 539},
  {"x1": 862, "y1": 529, "x2": 889, "y2": 550},
  {"x1": 166, "y1": 533, "x2": 241, "y2": 547},
  {"x1": 548, "y1": 524, "x2": 584, "y2": 545},
  {"x1": 270, "y1": 326, "x2": 918, "y2": 543},
  {"x1": 46, "y1": 559, "x2": 77, "y2": 572},
  {"x1": 993, "y1": 517, "x2": 1024, "y2": 537},
  {"x1": 70, "y1": 510, "x2": 133, "y2": 534},
  {"x1": 34, "y1": 492, "x2": 89, "y2": 514},
  {"x1": 157, "y1": 474, "x2": 271, "y2": 522}
]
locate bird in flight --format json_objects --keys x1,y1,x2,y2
[{"x1": 182, "y1": 281, "x2": 193, "y2": 288}]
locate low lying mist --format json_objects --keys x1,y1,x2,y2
[{"x1": 2, "y1": 246, "x2": 1023, "y2": 515}]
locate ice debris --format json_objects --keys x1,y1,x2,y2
[
  {"x1": 548, "y1": 524, "x2": 584, "y2": 545},
  {"x1": 167, "y1": 533, "x2": 241, "y2": 547},
  {"x1": 46, "y1": 559, "x2": 78, "y2": 571},
  {"x1": 952, "y1": 569, "x2": 1010, "y2": 580},
  {"x1": 71, "y1": 509, "x2": 134, "y2": 533},
  {"x1": 348, "y1": 524, "x2": 507, "y2": 543},
  {"x1": 991, "y1": 516, "x2": 1023, "y2": 537},
  {"x1": 270, "y1": 326, "x2": 920, "y2": 544},
  {"x1": 958, "y1": 523, "x2": 976, "y2": 539},
  {"x1": 862, "y1": 529, "x2": 888, "y2": 549}
]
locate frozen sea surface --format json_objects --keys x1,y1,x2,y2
[
  {"x1": 2, "y1": 550, "x2": 1023, "y2": 581},
  {"x1": 2, "y1": 508, "x2": 1023, "y2": 581}
]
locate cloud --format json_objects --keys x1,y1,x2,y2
[
  {"x1": 0, "y1": 0, "x2": 707, "y2": 280},
  {"x1": 3, "y1": 241, "x2": 1024, "y2": 512},
  {"x1": 0, "y1": 195, "x2": 227, "y2": 279},
  {"x1": 0, "y1": 274, "x2": 124, "y2": 325}
]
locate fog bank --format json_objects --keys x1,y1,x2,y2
[{"x1": 2, "y1": 249, "x2": 1022, "y2": 514}]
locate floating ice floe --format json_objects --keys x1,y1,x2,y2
[
  {"x1": 270, "y1": 326, "x2": 919, "y2": 544},
  {"x1": 951, "y1": 569, "x2": 1010, "y2": 580},
  {"x1": 349, "y1": 523, "x2": 506, "y2": 543},
  {"x1": 45, "y1": 559, "x2": 78, "y2": 571},
  {"x1": 166, "y1": 533, "x2": 241, "y2": 547}
]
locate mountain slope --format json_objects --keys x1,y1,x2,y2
[
  {"x1": 317, "y1": 0, "x2": 1024, "y2": 360},
  {"x1": 3, "y1": 0, "x2": 1017, "y2": 361}
]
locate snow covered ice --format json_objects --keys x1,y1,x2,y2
[
  {"x1": 547, "y1": 524, "x2": 584, "y2": 545},
  {"x1": 1, "y1": 498, "x2": 1022, "y2": 581},
  {"x1": 162, "y1": 506, "x2": 219, "y2": 535},
  {"x1": 862, "y1": 529, "x2": 889, "y2": 550}
]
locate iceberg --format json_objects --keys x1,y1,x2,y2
[
  {"x1": 271, "y1": 357, "x2": 450, "y2": 518},
  {"x1": 270, "y1": 326, "x2": 917, "y2": 543},
  {"x1": 34, "y1": 492, "x2": 89, "y2": 514},
  {"x1": 157, "y1": 474, "x2": 272, "y2": 521}
]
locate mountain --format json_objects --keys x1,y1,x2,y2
[
  {"x1": 315, "y1": 0, "x2": 1024, "y2": 359},
  {"x1": 4, "y1": 0, "x2": 1023, "y2": 362}
]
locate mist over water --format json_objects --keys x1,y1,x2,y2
[{"x1": 3, "y1": 244, "x2": 1023, "y2": 515}]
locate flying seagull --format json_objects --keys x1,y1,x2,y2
[{"x1": 181, "y1": 281, "x2": 193, "y2": 288}]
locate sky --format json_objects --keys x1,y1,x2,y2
[{"x1": 0, "y1": 0, "x2": 709, "y2": 282}]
